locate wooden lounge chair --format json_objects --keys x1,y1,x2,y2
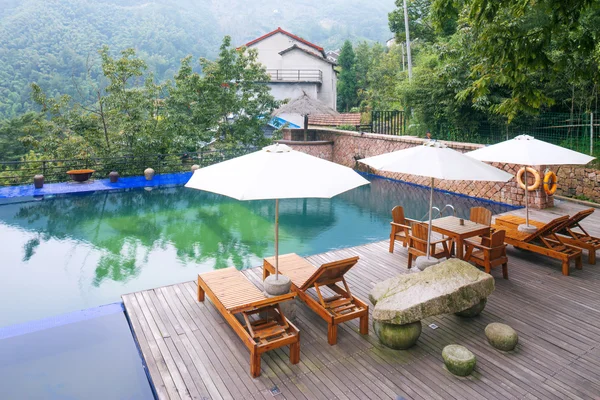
[
  {"x1": 197, "y1": 267, "x2": 300, "y2": 377},
  {"x1": 557, "y1": 208, "x2": 600, "y2": 265},
  {"x1": 389, "y1": 205, "x2": 419, "y2": 252},
  {"x1": 492, "y1": 215, "x2": 582, "y2": 276},
  {"x1": 263, "y1": 254, "x2": 368, "y2": 345},
  {"x1": 496, "y1": 208, "x2": 600, "y2": 264},
  {"x1": 407, "y1": 223, "x2": 453, "y2": 269},
  {"x1": 464, "y1": 230, "x2": 509, "y2": 278}
]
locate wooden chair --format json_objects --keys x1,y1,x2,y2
[
  {"x1": 464, "y1": 230, "x2": 509, "y2": 278},
  {"x1": 495, "y1": 209, "x2": 600, "y2": 264},
  {"x1": 470, "y1": 207, "x2": 492, "y2": 226},
  {"x1": 389, "y1": 206, "x2": 418, "y2": 252},
  {"x1": 492, "y1": 215, "x2": 582, "y2": 276},
  {"x1": 197, "y1": 267, "x2": 300, "y2": 377},
  {"x1": 407, "y1": 223, "x2": 453, "y2": 269},
  {"x1": 263, "y1": 254, "x2": 369, "y2": 345}
]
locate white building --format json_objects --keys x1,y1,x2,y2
[{"x1": 241, "y1": 27, "x2": 337, "y2": 127}]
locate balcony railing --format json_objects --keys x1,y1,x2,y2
[{"x1": 266, "y1": 69, "x2": 323, "y2": 83}]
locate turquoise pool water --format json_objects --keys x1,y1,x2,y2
[{"x1": 0, "y1": 175, "x2": 516, "y2": 327}]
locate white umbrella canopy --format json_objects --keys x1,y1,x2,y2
[
  {"x1": 361, "y1": 141, "x2": 515, "y2": 181},
  {"x1": 185, "y1": 143, "x2": 370, "y2": 277},
  {"x1": 467, "y1": 135, "x2": 595, "y2": 231},
  {"x1": 465, "y1": 134, "x2": 595, "y2": 166},
  {"x1": 360, "y1": 140, "x2": 513, "y2": 263}
]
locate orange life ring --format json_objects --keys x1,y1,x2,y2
[
  {"x1": 516, "y1": 167, "x2": 541, "y2": 191},
  {"x1": 543, "y1": 171, "x2": 558, "y2": 195}
]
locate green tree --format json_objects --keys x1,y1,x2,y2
[
  {"x1": 167, "y1": 36, "x2": 279, "y2": 151},
  {"x1": 27, "y1": 47, "x2": 168, "y2": 159},
  {"x1": 431, "y1": 0, "x2": 600, "y2": 119},
  {"x1": 337, "y1": 40, "x2": 358, "y2": 112}
]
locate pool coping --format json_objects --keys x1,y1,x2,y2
[
  {"x1": 0, "y1": 170, "x2": 520, "y2": 210},
  {"x1": 0, "y1": 172, "x2": 193, "y2": 200}
]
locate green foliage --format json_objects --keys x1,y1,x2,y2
[
  {"x1": 2, "y1": 38, "x2": 277, "y2": 166},
  {"x1": 0, "y1": 0, "x2": 396, "y2": 120},
  {"x1": 337, "y1": 124, "x2": 357, "y2": 131},
  {"x1": 429, "y1": 0, "x2": 600, "y2": 120},
  {"x1": 337, "y1": 41, "x2": 359, "y2": 112},
  {"x1": 167, "y1": 36, "x2": 279, "y2": 151}
]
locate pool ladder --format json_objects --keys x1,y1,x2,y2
[{"x1": 421, "y1": 204, "x2": 456, "y2": 221}]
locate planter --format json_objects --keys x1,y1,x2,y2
[
  {"x1": 33, "y1": 174, "x2": 44, "y2": 189},
  {"x1": 109, "y1": 171, "x2": 119, "y2": 183},
  {"x1": 66, "y1": 169, "x2": 95, "y2": 182},
  {"x1": 144, "y1": 168, "x2": 155, "y2": 181}
]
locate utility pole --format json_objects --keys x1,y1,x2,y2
[{"x1": 403, "y1": 0, "x2": 413, "y2": 81}]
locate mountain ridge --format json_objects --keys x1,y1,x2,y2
[{"x1": 0, "y1": 0, "x2": 395, "y2": 119}]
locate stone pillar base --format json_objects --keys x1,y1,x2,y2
[{"x1": 263, "y1": 275, "x2": 296, "y2": 321}]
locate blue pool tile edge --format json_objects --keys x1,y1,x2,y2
[
  {"x1": 0, "y1": 302, "x2": 124, "y2": 340},
  {"x1": 360, "y1": 172, "x2": 522, "y2": 210},
  {"x1": 0, "y1": 172, "x2": 193, "y2": 199}
]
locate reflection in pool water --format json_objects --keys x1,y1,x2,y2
[{"x1": 0, "y1": 175, "x2": 516, "y2": 327}]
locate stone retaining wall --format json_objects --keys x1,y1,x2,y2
[
  {"x1": 281, "y1": 128, "x2": 554, "y2": 208},
  {"x1": 556, "y1": 166, "x2": 600, "y2": 202},
  {"x1": 277, "y1": 140, "x2": 333, "y2": 161}
]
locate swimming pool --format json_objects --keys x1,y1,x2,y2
[{"x1": 0, "y1": 174, "x2": 516, "y2": 327}]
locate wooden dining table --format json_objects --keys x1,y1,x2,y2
[{"x1": 425, "y1": 216, "x2": 491, "y2": 259}]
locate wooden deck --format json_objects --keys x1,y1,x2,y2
[{"x1": 123, "y1": 200, "x2": 600, "y2": 400}]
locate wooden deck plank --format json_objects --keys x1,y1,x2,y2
[{"x1": 122, "y1": 200, "x2": 600, "y2": 400}]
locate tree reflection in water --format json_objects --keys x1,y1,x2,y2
[
  {"x1": 0, "y1": 176, "x2": 514, "y2": 288},
  {"x1": 3, "y1": 187, "x2": 336, "y2": 285}
]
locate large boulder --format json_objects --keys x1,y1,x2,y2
[{"x1": 370, "y1": 259, "x2": 495, "y2": 325}]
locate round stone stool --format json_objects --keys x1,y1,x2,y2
[
  {"x1": 485, "y1": 322, "x2": 518, "y2": 351},
  {"x1": 373, "y1": 320, "x2": 422, "y2": 349},
  {"x1": 442, "y1": 344, "x2": 476, "y2": 376},
  {"x1": 455, "y1": 298, "x2": 487, "y2": 317}
]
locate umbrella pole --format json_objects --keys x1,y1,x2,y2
[
  {"x1": 524, "y1": 166, "x2": 530, "y2": 226},
  {"x1": 275, "y1": 198, "x2": 279, "y2": 279},
  {"x1": 426, "y1": 177, "x2": 434, "y2": 259}
]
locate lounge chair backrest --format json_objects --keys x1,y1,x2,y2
[
  {"x1": 566, "y1": 208, "x2": 595, "y2": 228},
  {"x1": 392, "y1": 205, "x2": 407, "y2": 225},
  {"x1": 525, "y1": 215, "x2": 570, "y2": 242},
  {"x1": 470, "y1": 207, "x2": 492, "y2": 226},
  {"x1": 482, "y1": 230, "x2": 506, "y2": 259},
  {"x1": 299, "y1": 256, "x2": 359, "y2": 291}
]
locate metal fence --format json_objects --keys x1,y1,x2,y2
[
  {"x1": 432, "y1": 112, "x2": 599, "y2": 160},
  {"x1": 371, "y1": 111, "x2": 405, "y2": 135},
  {"x1": 0, "y1": 148, "x2": 253, "y2": 186}
]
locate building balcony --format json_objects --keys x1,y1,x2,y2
[{"x1": 266, "y1": 69, "x2": 323, "y2": 84}]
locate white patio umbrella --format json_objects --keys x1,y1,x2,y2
[
  {"x1": 360, "y1": 140, "x2": 513, "y2": 264},
  {"x1": 467, "y1": 135, "x2": 595, "y2": 231},
  {"x1": 185, "y1": 143, "x2": 369, "y2": 280}
]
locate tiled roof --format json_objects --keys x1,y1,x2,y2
[
  {"x1": 309, "y1": 113, "x2": 362, "y2": 127},
  {"x1": 279, "y1": 45, "x2": 336, "y2": 65},
  {"x1": 240, "y1": 27, "x2": 325, "y2": 57}
]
